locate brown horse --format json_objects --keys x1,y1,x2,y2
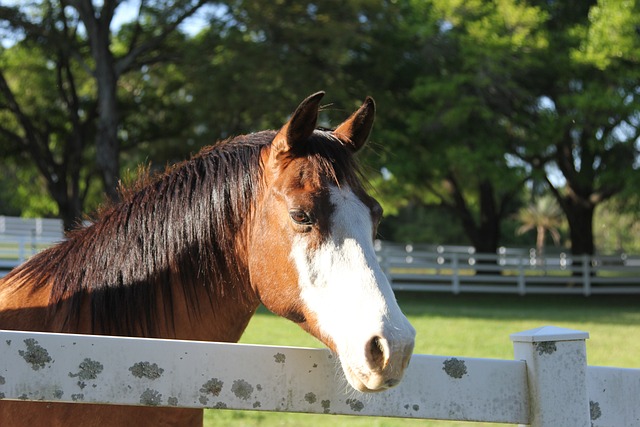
[{"x1": 0, "y1": 92, "x2": 415, "y2": 426}]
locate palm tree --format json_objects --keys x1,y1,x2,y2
[{"x1": 516, "y1": 195, "x2": 564, "y2": 262}]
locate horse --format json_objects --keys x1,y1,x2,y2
[{"x1": 0, "y1": 92, "x2": 415, "y2": 426}]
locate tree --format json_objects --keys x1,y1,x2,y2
[
  {"x1": 181, "y1": 0, "x2": 387, "y2": 142},
  {"x1": 363, "y1": 0, "x2": 545, "y2": 253},
  {"x1": 0, "y1": 9, "x2": 98, "y2": 228},
  {"x1": 0, "y1": 161, "x2": 60, "y2": 218},
  {"x1": 516, "y1": 195, "x2": 564, "y2": 260},
  {"x1": 369, "y1": 0, "x2": 640, "y2": 256},
  {"x1": 67, "y1": 0, "x2": 212, "y2": 199},
  {"x1": 0, "y1": 0, "x2": 212, "y2": 213},
  {"x1": 510, "y1": 0, "x2": 640, "y2": 255},
  {"x1": 594, "y1": 197, "x2": 640, "y2": 254}
]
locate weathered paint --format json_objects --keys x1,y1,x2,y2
[
  {"x1": 139, "y1": 388, "x2": 162, "y2": 406},
  {"x1": 442, "y1": 358, "x2": 467, "y2": 379},
  {"x1": 590, "y1": 400, "x2": 602, "y2": 421},
  {"x1": 231, "y1": 379, "x2": 253, "y2": 400},
  {"x1": 587, "y1": 366, "x2": 640, "y2": 427},
  {"x1": 534, "y1": 342, "x2": 557, "y2": 356},
  {"x1": 2, "y1": 327, "x2": 638, "y2": 426},
  {"x1": 0, "y1": 329, "x2": 528, "y2": 423},
  {"x1": 511, "y1": 326, "x2": 591, "y2": 427},
  {"x1": 129, "y1": 361, "x2": 164, "y2": 379},
  {"x1": 200, "y1": 378, "x2": 223, "y2": 397},
  {"x1": 346, "y1": 398, "x2": 364, "y2": 412},
  {"x1": 70, "y1": 358, "x2": 104, "y2": 381},
  {"x1": 18, "y1": 338, "x2": 51, "y2": 371},
  {"x1": 304, "y1": 392, "x2": 316, "y2": 404}
]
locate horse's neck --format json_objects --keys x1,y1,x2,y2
[
  {"x1": 162, "y1": 234, "x2": 260, "y2": 342},
  {"x1": 0, "y1": 274, "x2": 55, "y2": 332},
  {"x1": 0, "y1": 240, "x2": 260, "y2": 343},
  {"x1": 162, "y1": 278, "x2": 260, "y2": 342},
  {"x1": 0, "y1": 272, "x2": 260, "y2": 342}
]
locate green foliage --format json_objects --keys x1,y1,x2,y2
[
  {"x1": 369, "y1": 0, "x2": 547, "y2": 250},
  {"x1": 572, "y1": 0, "x2": 640, "y2": 69},
  {"x1": 379, "y1": 204, "x2": 469, "y2": 244},
  {"x1": 181, "y1": 0, "x2": 385, "y2": 143},
  {"x1": 0, "y1": 0, "x2": 638, "y2": 253},
  {"x1": 595, "y1": 198, "x2": 640, "y2": 254},
  {"x1": 388, "y1": 0, "x2": 639, "y2": 253},
  {"x1": 0, "y1": 162, "x2": 58, "y2": 217}
]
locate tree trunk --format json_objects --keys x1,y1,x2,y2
[
  {"x1": 93, "y1": 32, "x2": 120, "y2": 201},
  {"x1": 564, "y1": 199, "x2": 595, "y2": 256},
  {"x1": 72, "y1": 0, "x2": 121, "y2": 201},
  {"x1": 446, "y1": 177, "x2": 501, "y2": 254},
  {"x1": 475, "y1": 180, "x2": 501, "y2": 254},
  {"x1": 447, "y1": 178, "x2": 502, "y2": 275},
  {"x1": 536, "y1": 225, "x2": 546, "y2": 265},
  {"x1": 47, "y1": 179, "x2": 83, "y2": 232},
  {"x1": 95, "y1": 76, "x2": 120, "y2": 200},
  {"x1": 561, "y1": 195, "x2": 595, "y2": 278}
]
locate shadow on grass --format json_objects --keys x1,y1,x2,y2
[{"x1": 395, "y1": 292, "x2": 640, "y2": 325}]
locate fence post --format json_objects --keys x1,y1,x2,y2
[
  {"x1": 517, "y1": 256, "x2": 526, "y2": 295},
  {"x1": 510, "y1": 326, "x2": 590, "y2": 427},
  {"x1": 17, "y1": 236, "x2": 26, "y2": 263},
  {"x1": 451, "y1": 252, "x2": 460, "y2": 294},
  {"x1": 582, "y1": 254, "x2": 592, "y2": 296}
]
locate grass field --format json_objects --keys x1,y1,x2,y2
[{"x1": 204, "y1": 293, "x2": 640, "y2": 427}]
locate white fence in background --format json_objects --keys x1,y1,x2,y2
[
  {"x1": 0, "y1": 216, "x2": 64, "y2": 239},
  {"x1": 0, "y1": 327, "x2": 638, "y2": 426},
  {"x1": 375, "y1": 241, "x2": 640, "y2": 295},
  {"x1": 2, "y1": 215, "x2": 640, "y2": 295},
  {"x1": 0, "y1": 216, "x2": 64, "y2": 276}
]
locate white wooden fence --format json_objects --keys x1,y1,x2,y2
[
  {"x1": 0, "y1": 326, "x2": 638, "y2": 426},
  {"x1": 375, "y1": 241, "x2": 640, "y2": 295},
  {"x1": 0, "y1": 216, "x2": 64, "y2": 240},
  {"x1": 2, "y1": 216, "x2": 640, "y2": 295},
  {"x1": 0, "y1": 216, "x2": 64, "y2": 277}
]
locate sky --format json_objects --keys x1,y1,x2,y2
[
  {"x1": 0, "y1": 0, "x2": 214, "y2": 48},
  {"x1": 110, "y1": 1, "x2": 214, "y2": 36}
]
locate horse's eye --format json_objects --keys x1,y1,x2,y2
[{"x1": 289, "y1": 209, "x2": 313, "y2": 225}]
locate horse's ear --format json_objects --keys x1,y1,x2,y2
[
  {"x1": 333, "y1": 97, "x2": 376, "y2": 152},
  {"x1": 272, "y1": 91, "x2": 325, "y2": 156}
]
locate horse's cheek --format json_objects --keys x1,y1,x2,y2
[{"x1": 248, "y1": 220, "x2": 303, "y2": 319}]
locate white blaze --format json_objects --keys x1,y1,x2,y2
[{"x1": 291, "y1": 185, "x2": 415, "y2": 391}]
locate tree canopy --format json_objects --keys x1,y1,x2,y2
[{"x1": 1, "y1": 0, "x2": 638, "y2": 254}]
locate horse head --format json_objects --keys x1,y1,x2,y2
[{"x1": 248, "y1": 92, "x2": 416, "y2": 392}]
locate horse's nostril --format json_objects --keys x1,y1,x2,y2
[{"x1": 366, "y1": 336, "x2": 387, "y2": 370}]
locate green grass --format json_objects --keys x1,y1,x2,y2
[{"x1": 204, "y1": 293, "x2": 640, "y2": 427}]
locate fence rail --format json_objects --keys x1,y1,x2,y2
[
  {"x1": 0, "y1": 236, "x2": 62, "y2": 278},
  {"x1": 375, "y1": 241, "x2": 640, "y2": 295},
  {"x1": 2, "y1": 215, "x2": 640, "y2": 295},
  {"x1": 0, "y1": 216, "x2": 65, "y2": 278},
  {"x1": 0, "y1": 216, "x2": 64, "y2": 240},
  {"x1": 1, "y1": 327, "x2": 638, "y2": 426}
]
